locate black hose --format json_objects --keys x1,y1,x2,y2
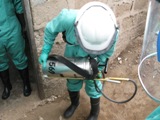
[{"x1": 94, "y1": 79, "x2": 137, "y2": 104}]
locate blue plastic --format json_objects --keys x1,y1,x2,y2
[
  {"x1": 157, "y1": 31, "x2": 160, "y2": 62},
  {"x1": 145, "y1": 106, "x2": 160, "y2": 120}
]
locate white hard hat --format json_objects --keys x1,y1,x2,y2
[{"x1": 75, "y1": 1, "x2": 119, "y2": 55}]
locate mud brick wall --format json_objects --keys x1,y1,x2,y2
[{"x1": 26, "y1": 0, "x2": 148, "y2": 99}]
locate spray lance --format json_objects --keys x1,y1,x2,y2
[{"x1": 43, "y1": 54, "x2": 137, "y2": 104}]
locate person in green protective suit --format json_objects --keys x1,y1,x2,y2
[
  {"x1": 39, "y1": 1, "x2": 119, "y2": 120},
  {"x1": 0, "y1": 0, "x2": 32, "y2": 99}
]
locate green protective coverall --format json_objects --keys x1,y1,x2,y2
[
  {"x1": 43, "y1": 9, "x2": 118, "y2": 98},
  {"x1": 0, "y1": 0, "x2": 27, "y2": 72}
]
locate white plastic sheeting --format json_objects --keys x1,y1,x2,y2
[{"x1": 138, "y1": 0, "x2": 160, "y2": 103}]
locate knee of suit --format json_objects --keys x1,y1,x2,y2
[
  {"x1": 0, "y1": 63, "x2": 9, "y2": 72},
  {"x1": 0, "y1": 54, "x2": 27, "y2": 71},
  {"x1": 85, "y1": 80, "x2": 102, "y2": 98},
  {"x1": 67, "y1": 79, "x2": 83, "y2": 91},
  {"x1": 0, "y1": 53, "x2": 9, "y2": 72},
  {"x1": 14, "y1": 56, "x2": 28, "y2": 70}
]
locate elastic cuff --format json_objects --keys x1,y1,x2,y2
[{"x1": 42, "y1": 43, "x2": 52, "y2": 54}]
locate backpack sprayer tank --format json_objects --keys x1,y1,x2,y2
[
  {"x1": 42, "y1": 55, "x2": 138, "y2": 104},
  {"x1": 43, "y1": 55, "x2": 95, "y2": 79}
]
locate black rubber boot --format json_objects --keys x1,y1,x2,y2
[
  {"x1": 63, "y1": 90, "x2": 80, "y2": 118},
  {"x1": 87, "y1": 98, "x2": 100, "y2": 120},
  {"x1": 0, "y1": 69, "x2": 12, "y2": 100},
  {"x1": 18, "y1": 67, "x2": 32, "y2": 96}
]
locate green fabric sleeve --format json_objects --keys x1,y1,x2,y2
[
  {"x1": 13, "y1": 0, "x2": 24, "y2": 14},
  {"x1": 43, "y1": 9, "x2": 70, "y2": 45}
]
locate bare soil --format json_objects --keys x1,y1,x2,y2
[{"x1": 0, "y1": 36, "x2": 159, "y2": 120}]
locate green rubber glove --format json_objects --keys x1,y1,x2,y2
[
  {"x1": 39, "y1": 43, "x2": 52, "y2": 70},
  {"x1": 39, "y1": 53, "x2": 48, "y2": 69}
]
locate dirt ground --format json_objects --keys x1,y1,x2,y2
[{"x1": 0, "y1": 36, "x2": 159, "y2": 120}]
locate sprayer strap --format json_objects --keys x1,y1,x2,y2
[{"x1": 48, "y1": 55, "x2": 98, "y2": 79}]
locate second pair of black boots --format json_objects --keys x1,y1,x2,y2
[
  {"x1": 0, "y1": 67, "x2": 32, "y2": 100},
  {"x1": 0, "y1": 69, "x2": 12, "y2": 99},
  {"x1": 63, "y1": 90, "x2": 100, "y2": 120}
]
